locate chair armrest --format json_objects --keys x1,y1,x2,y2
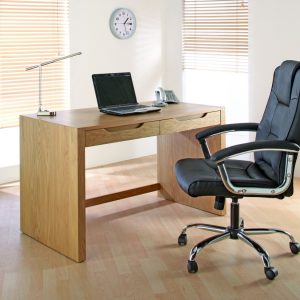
[
  {"x1": 210, "y1": 140, "x2": 299, "y2": 197},
  {"x1": 196, "y1": 123, "x2": 259, "y2": 159},
  {"x1": 196, "y1": 123, "x2": 259, "y2": 141},
  {"x1": 211, "y1": 140, "x2": 300, "y2": 163}
]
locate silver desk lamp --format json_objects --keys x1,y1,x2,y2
[{"x1": 25, "y1": 52, "x2": 82, "y2": 116}]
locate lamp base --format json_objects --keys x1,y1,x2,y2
[{"x1": 37, "y1": 110, "x2": 56, "y2": 116}]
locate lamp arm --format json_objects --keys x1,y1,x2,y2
[
  {"x1": 39, "y1": 65, "x2": 42, "y2": 112},
  {"x1": 25, "y1": 52, "x2": 82, "y2": 71},
  {"x1": 24, "y1": 52, "x2": 82, "y2": 116}
]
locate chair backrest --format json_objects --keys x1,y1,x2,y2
[{"x1": 255, "y1": 61, "x2": 300, "y2": 192}]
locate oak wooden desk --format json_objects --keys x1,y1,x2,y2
[{"x1": 20, "y1": 102, "x2": 225, "y2": 262}]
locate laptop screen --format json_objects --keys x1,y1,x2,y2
[{"x1": 92, "y1": 72, "x2": 138, "y2": 108}]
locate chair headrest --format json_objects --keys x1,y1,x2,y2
[{"x1": 275, "y1": 60, "x2": 300, "y2": 105}]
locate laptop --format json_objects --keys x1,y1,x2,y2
[{"x1": 92, "y1": 72, "x2": 161, "y2": 115}]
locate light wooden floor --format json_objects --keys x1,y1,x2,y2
[{"x1": 1, "y1": 156, "x2": 300, "y2": 299}]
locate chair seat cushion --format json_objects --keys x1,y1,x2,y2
[{"x1": 175, "y1": 158, "x2": 278, "y2": 197}]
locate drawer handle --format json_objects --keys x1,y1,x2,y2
[
  {"x1": 176, "y1": 113, "x2": 208, "y2": 122},
  {"x1": 103, "y1": 123, "x2": 144, "y2": 132}
]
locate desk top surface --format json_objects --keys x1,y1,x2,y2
[{"x1": 22, "y1": 102, "x2": 222, "y2": 130}]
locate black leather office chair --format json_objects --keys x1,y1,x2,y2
[{"x1": 175, "y1": 60, "x2": 300, "y2": 280}]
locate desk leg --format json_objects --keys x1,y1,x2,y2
[
  {"x1": 20, "y1": 117, "x2": 86, "y2": 262},
  {"x1": 157, "y1": 127, "x2": 225, "y2": 216}
]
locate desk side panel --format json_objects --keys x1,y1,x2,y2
[
  {"x1": 157, "y1": 110, "x2": 225, "y2": 215},
  {"x1": 20, "y1": 116, "x2": 86, "y2": 262}
]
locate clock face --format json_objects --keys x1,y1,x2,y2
[{"x1": 109, "y1": 8, "x2": 136, "y2": 39}]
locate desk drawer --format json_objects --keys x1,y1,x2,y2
[
  {"x1": 85, "y1": 121, "x2": 159, "y2": 146},
  {"x1": 160, "y1": 111, "x2": 220, "y2": 135}
]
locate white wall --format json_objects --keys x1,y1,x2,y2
[
  {"x1": 161, "y1": 0, "x2": 183, "y2": 99},
  {"x1": 0, "y1": 128, "x2": 20, "y2": 183},
  {"x1": 68, "y1": 0, "x2": 165, "y2": 168},
  {"x1": 248, "y1": 0, "x2": 300, "y2": 176}
]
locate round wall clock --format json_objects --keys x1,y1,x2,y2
[{"x1": 109, "y1": 8, "x2": 137, "y2": 39}]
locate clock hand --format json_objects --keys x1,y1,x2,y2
[
  {"x1": 123, "y1": 24, "x2": 128, "y2": 34},
  {"x1": 123, "y1": 18, "x2": 129, "y2": 24}
]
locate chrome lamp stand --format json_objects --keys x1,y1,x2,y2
[{"x1": 25, "y1": 52, "x2": 82, "y2": 116}]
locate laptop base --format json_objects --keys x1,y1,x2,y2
[{"x1": 100, "y1": 106, "x2": 160, "y2": 116}]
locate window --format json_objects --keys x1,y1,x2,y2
[
  {"x1": 183, "y1": 0, "x2": 249, "y2": 148},
  {"x1": 0, "y1": 0, "x2": 69, "y2": 128},
  {"x1": 183, "y1": 0, "x2": 248, "y2": 73}
]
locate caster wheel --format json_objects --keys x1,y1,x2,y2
[
  {"x1": 289, "y1": 242, "x2": 300, "y2": 254},
  {"x1": 187, "y1": 260, "x2": 198, "y2": 273},
  {"x1": 178, "y1": 233, "x2": 187, "y2": 246},
  {"x1": 264, "y1": 267, "x2": 278, "y2": 280}
]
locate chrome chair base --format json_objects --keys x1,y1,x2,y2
[{"x1": 178, "y1": 199, "x2": 300, "y2": 280}]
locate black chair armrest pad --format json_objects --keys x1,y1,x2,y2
[
  {"x1": 211, "y1": 140, "x2": 300, "y2": 163},
  {"x1": 196, "y1": 123, "x2": 259, "y2": 141}
]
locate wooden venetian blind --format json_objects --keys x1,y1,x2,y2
[
  {"x1": 0, "y1": 0, "x2": 69, "y2": 128},
  {"x1": 183, "y1": 0, "x2": 248, "y2": 73}
]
